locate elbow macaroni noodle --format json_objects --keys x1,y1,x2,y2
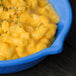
[{"x1": 0, "y1": 0, "x2": 59, "y2": 60}]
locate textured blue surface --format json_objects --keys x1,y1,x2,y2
[{"x1": 0, "y1": 0, "x2": 72, "y2": 74}]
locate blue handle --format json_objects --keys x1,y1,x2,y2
[{"x1": 46, "y1": 0, "x2": 72, "y2": 55}]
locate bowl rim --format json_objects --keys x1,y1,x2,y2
[{"x1": 0, "y1": 0, "x2": 72, "y2": 67}]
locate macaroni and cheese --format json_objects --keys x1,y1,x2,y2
[{"x1": 0, "y1": 0, "x2": 59, "y2": 60}]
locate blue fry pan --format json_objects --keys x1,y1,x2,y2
[{"x1": 0, "y1": 0, "x2": 72, "y2": 74}]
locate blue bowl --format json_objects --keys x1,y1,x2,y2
[{"x1": 0, "y1": 0, "x2": 72, "y2": 74}]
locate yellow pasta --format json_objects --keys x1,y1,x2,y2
[{"x1": 0, "y1": 0, "x2": 59, "y2": 60}]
